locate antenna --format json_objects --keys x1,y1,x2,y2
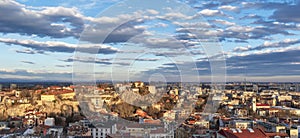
[{"x1": 244, "y1": 78, "x2": 246, "y2": 92}]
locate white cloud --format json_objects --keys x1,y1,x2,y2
[
  {"x1": 226, "y1": 25, "x2": 254, "y2": 32},
  {"x1": 233, "y1": 45, "x2": 252, "y2": 52},
  {"x1": 199, "y1": 9, "x2": 225, "y2": 16},
  {"x1": 147, "y1": 9, "x2": 159, "y2": 15},
  {"x1": 218, "y1": 5, "x2": 239, "y2": 12},
  {"x1": 0, "y1": 38, "x2": 118, "y2": 54},
  {"x1": 211, "y1": 19, "x2": 236, "y2": 26}
]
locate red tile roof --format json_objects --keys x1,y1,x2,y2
[
  {"x1": 265, "y1": 132, "x2": 289, "y2": 137},
  {"x1": 43, "y1": 90, "x2": 74, "y2": 95},
  {"x1": 144, "y1": 119, "x2": 161, "y2": 124},
  {"x1": 256, "y1": 103, "x2": 270, "y2": 106},
  {"x1": 218, "y1": 128, "x2": 268, "y2": 138}
]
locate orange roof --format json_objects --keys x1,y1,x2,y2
[
  {"x1": 266, "y1": 132, "x2": 289, "y2": 137},
  {"x1": 136, "y1": 109, "x2": 147, "y2": 117},
  {"x1": 49, "y1": 86, "x2": 61, "y2": 89},
  {"x1": 43, "y1": 90, "x2": 74, "y2": 95},
  {"x1": 256, "y1": 103, "x2": 270, "y2": 106},
  {"x1": 144, "y1": 119, "x2": 161, "y2": 124},
  {"x1": 188, "y1": 120, "x2": 196, "y2": 125},
  {"x1": 218, "y1": 128, "x2": 268, "y2": 138}
]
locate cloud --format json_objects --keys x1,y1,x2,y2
[
  {"x1": 62, "y1": 57, "x2": 112, "y2": 65},
  {"x1": 0, "y1": 0, "x2": 84, "y2": 38},
  {"x1": 241, "y1": 1, "x2": 290, "y2": 10},
  {"x1": 240, "y1": 14, "x2": 262, "y2": 20},
  {"x1": 218, "y1": 5, "x2": 239, "y2": 12},
  {"x1": 56, "y1": 65, "x2": 72, "y2": 68},
  {"x1": 115, "y1": 57, "x2": 160, "y2": 62},
  {"x1": 129, "y1": 35, "x2": 187, "y2": 49},
  {"x1": 233, "y1": 45, "x2": 252, "y2": 52},
  {"x1": 252, "y1": 19, "x2": 300, "y2": 33},
  {"x1": 15, "y1": 49, "x2": 45, "y2": 54},
  {"x1": 226, "y1": 47, "x2": 300, "y2": 77},
  {"x1": 233, "y1": 38, "x2": 300, "y2": 52},
  {"x1": 0, "y1": 0, "x2": 146, "y2": 44},
  {"x1": 0, "y1": 38, "x2": 118, "y2": 54},
  {"x1": 271, "y1": 3, "x2": 300, "y2": 23},
  {"x1": 199, "y1": 9, "x2": 225, "y2": 16},
  {"x1": 222, "y1": 25, "x2": 291, "y2": 41},
  {"x1": 209, "y1": 19, "x2": 236, "y2": 26},
  {"x1": 137, "y1": 46, "x2": 300, "y2": 82},
  {"x1": 80, "y1": 17, "x2": 149, "y2": 44},
  {"x1": 0, "y1": 69, "x2": 72, "y2": 81},
  {"x1": 21, "y1": 61, "x2": 35, "y2": 64}
]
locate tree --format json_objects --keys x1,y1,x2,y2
[
  {"x1": 146, "y1": 106, "x2": 160, "y2": 119},
  {"x1": 20, "y1": 90, "x2": 31, "y2": 98},
  {"x1": 113, "y1": 103, "x2": 135, "y2": 118}
]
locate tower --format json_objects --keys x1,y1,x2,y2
[
  {"x1": 252, "y1": 97, "x2": 256, "y2": 113},
  {"x1": 148, "y1": 85, "x2": 156, "y2": 94}
]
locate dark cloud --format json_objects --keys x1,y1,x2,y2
[
  {"x1": 0, "y1": 38, "x2": 118, "y2": 54},
  {"x1": 240, "y1": 14, "x2": 262, "y2": 20},
  {"x1": 21, "y1": 61, "x2": 35, "y2": 65},
  {"x1": 103, "y1": 20, "x2": 146, "y2": 43},
  {"x1": 252, "y1": 19, "x2": 300, "y2": 32},
  {"x1": 15, "y1": 49, "x2": 45, "y2": 54},
  {"x1": 240, "y1": 1, "x2": 295, "y2": 10},
  {"x1": 138, "y1": 47, "x2": 300, "y2": 81},
  {"x1": 234, "y1": 38, "x2": 300, "y2": 52},
  {"x1": 79, "y1": 18, "x2": 148, "y2": 44},
  {"x1": 0, "y1": 0, "x2": 153, "y2": 44},
  {"x1": 270, "y1": 2, "x2": 300, "y2": 23},
  {"x1": 226, "y1": 49, "x2": 300, "y2": 76},
  {"x1": 0, "y1": 0, "x2": 84, "y2": 38},
  {"x1": 62, "y1": 57, "x2": 112, "y2": 65},
  {"x1": 115, "y1": 57, "x2": 160, "y2": 62},
  {"x1": 0, "y1": 69, "x2": 72, "y2": 81},
  {"x1": 223, "y1": 25, "x2": 292, "y2": 41},
  {"x1": 56, "y1": 65, "x2": 72, "y2": 68}
]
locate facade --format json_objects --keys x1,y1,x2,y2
[
  {"x1": 41, "y1": 94, "x2": 56, "y2": 102},
  {"x1": 89, "y1": 123, "x2": 117, "y2": 138}
]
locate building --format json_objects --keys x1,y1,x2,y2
[
  {"x1": 257, "y1": 121, "x2": 286, "y2": 133},
  {"x1": 148, "y1": 128, "x2": 174, "y2": 138},
  {"x1": 134, "y1": 81, "x2": 144, "y2": 88},
  {"x1": 41, "y1": 94, "x2": 56, "y2": 102},
  {"x1": 194, "y1": 120, "x2": 210, "y2": 129},
  {"x1": 231, "y1": 120, "x2": 252, "y2": 129},
  {"x1": 23, "y1": 109, "x2": 47, "y2": 127},
  {"x1": 217, "y1": 128, "x2": 268, "y2": 138},
  {"x1": 90, "y1": 123, "x2": 117, "y2": 138},
  {"x1": 148, "y1": 86, "x2": 156, "y2": 94}
]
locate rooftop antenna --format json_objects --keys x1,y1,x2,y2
[{"x1": 244, "y1": 78, "x2": 246, "y2": 92}]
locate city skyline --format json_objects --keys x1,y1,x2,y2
[{"x1": 0, "y1": 0, "x2": 300, "y2": 82}]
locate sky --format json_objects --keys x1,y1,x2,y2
[{"x1": 0, "y1": 0, "x2": 300, "y2": 82}]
